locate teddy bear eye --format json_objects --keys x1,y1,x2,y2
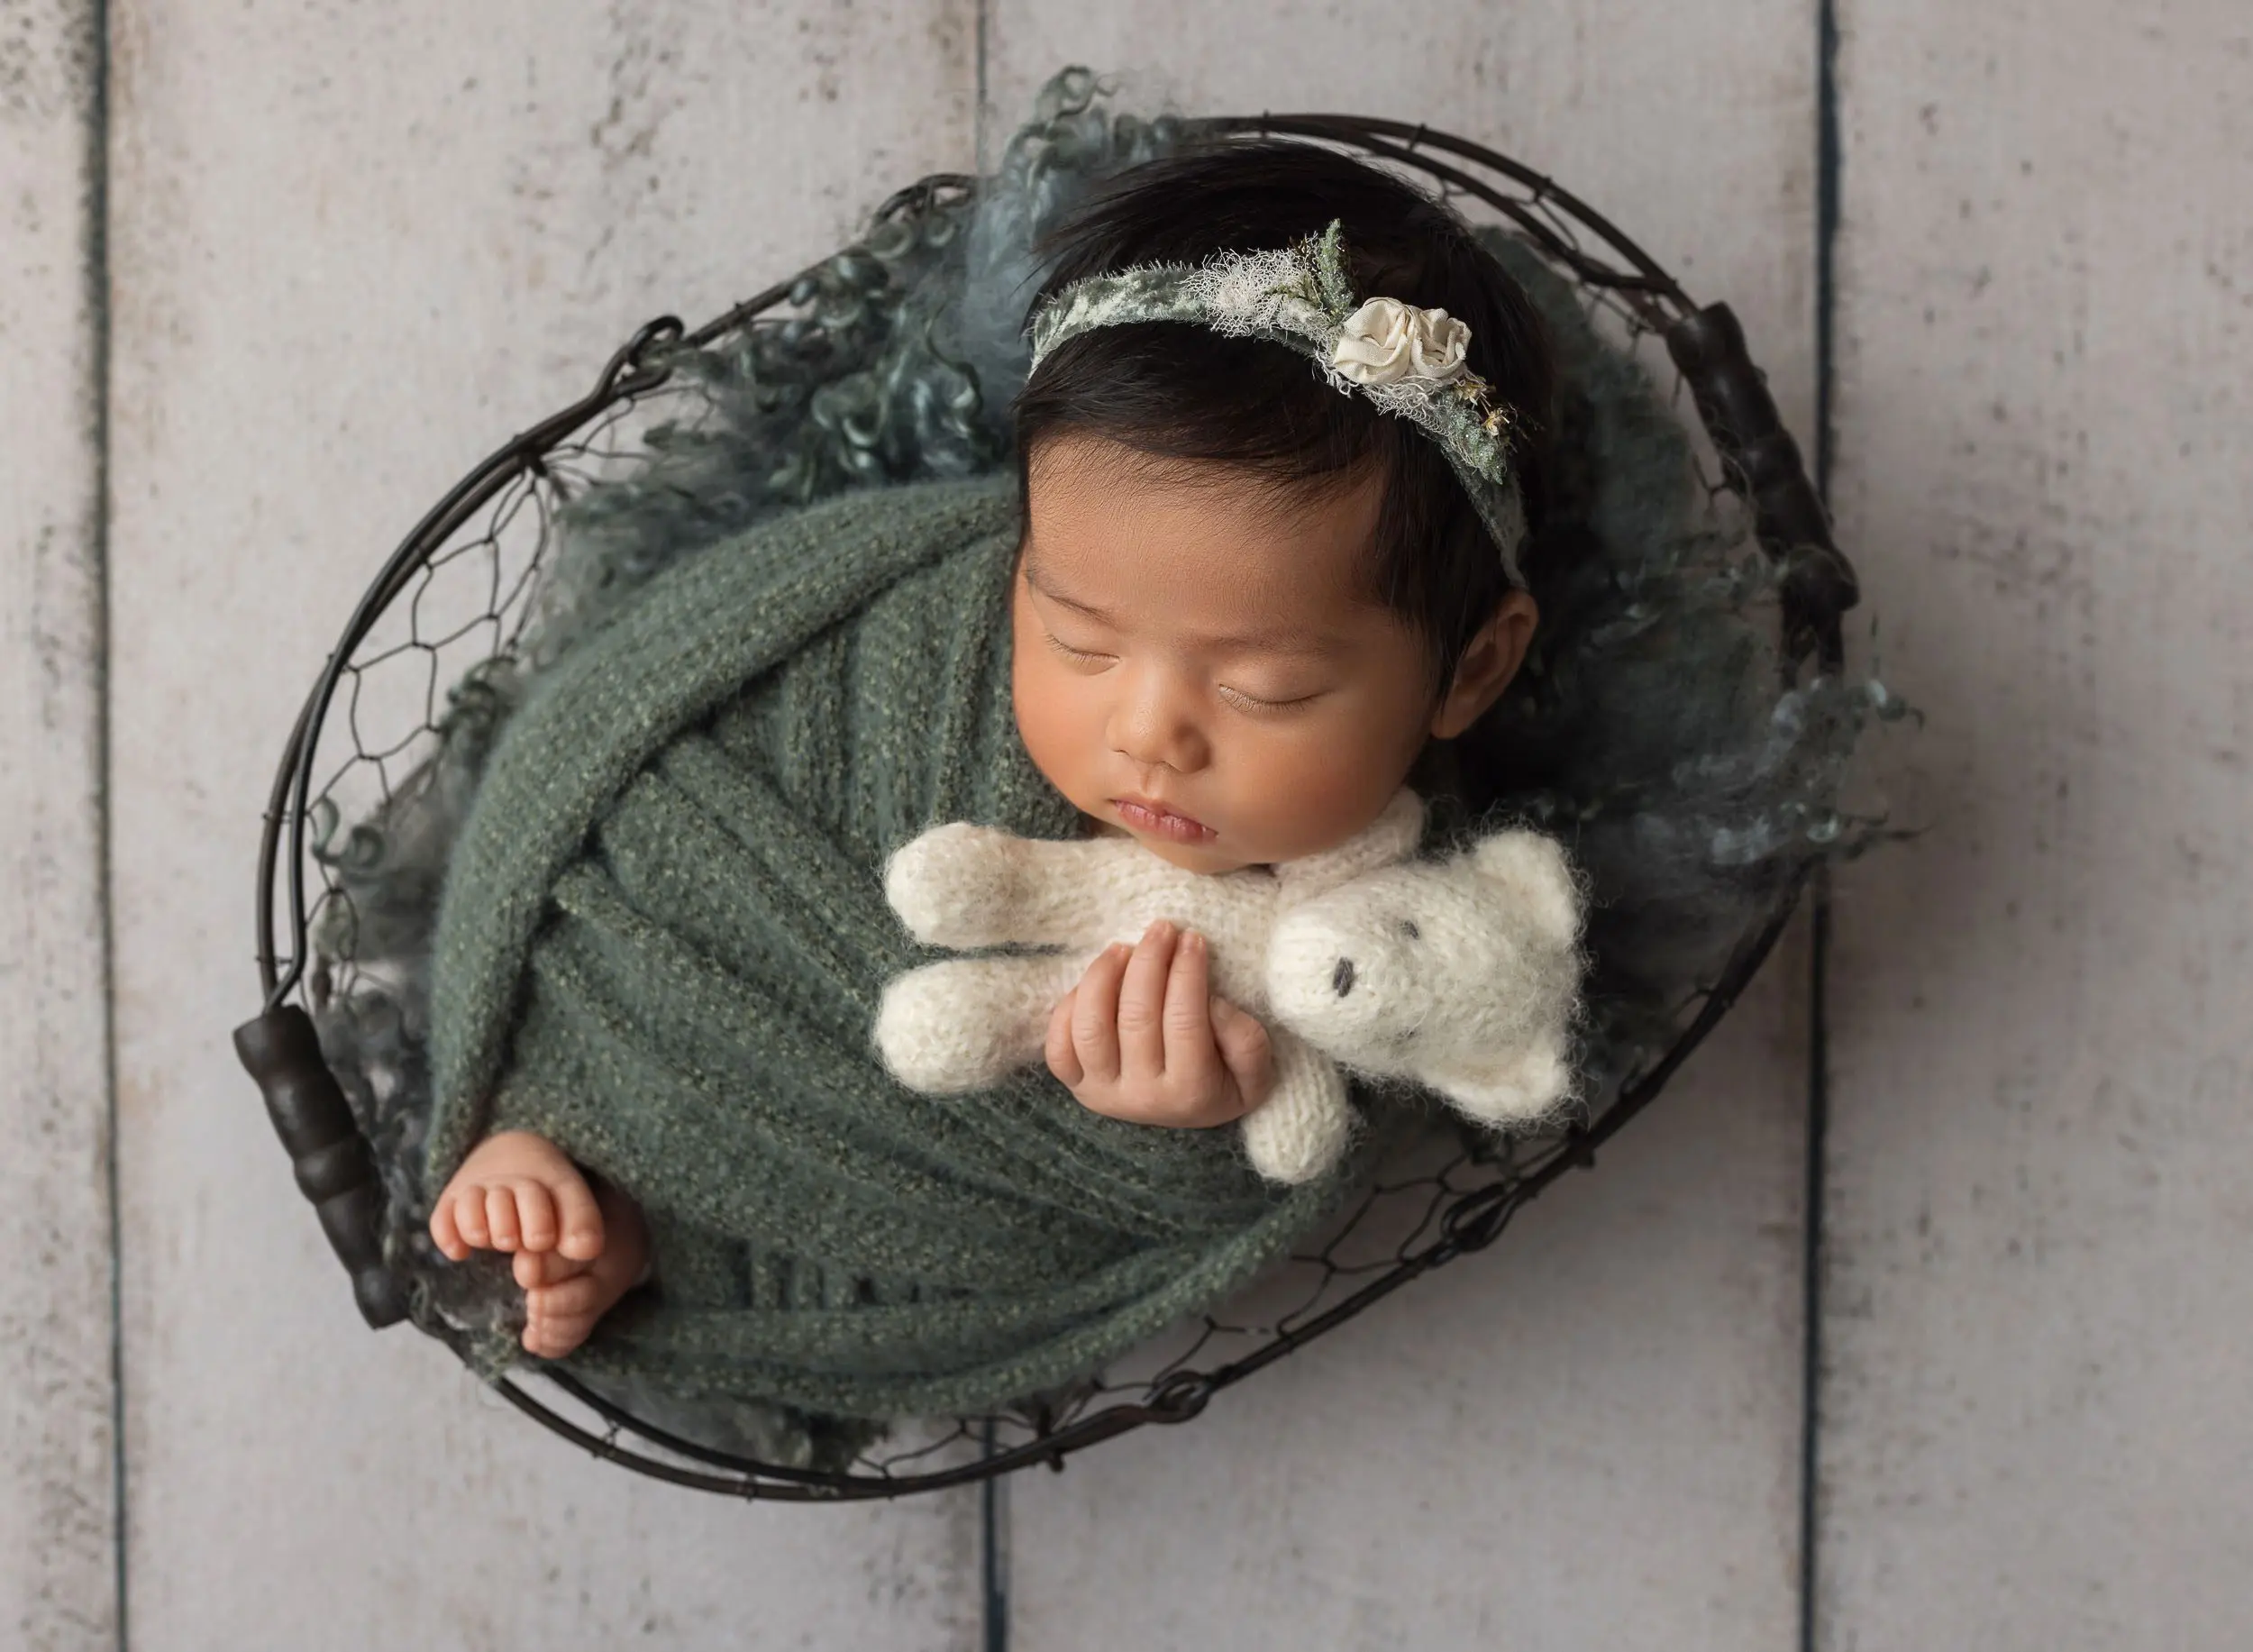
[{"x1": 1399, "y1": 919, "x2": 1421, "y2": 940}]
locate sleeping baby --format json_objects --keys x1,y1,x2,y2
[{"x1": 426, "y1": 139, "x2": 1564, "y2": 1359}]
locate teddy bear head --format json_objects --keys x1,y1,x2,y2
[{"x1": 1264, "y1": 830, "x2": 1584, "y2": 1124}]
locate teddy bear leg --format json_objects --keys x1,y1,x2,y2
[
  {"x1": 1238, "y1": 1031, "x2": 1355, "y2": 1185},
  {"x1": 875, "y1": 953, "x2": 1087, "y2": 1093}
]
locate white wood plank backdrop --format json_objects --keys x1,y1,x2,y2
[
  {"x1": 981, "y1": 9, "x2": 1823, "y2": 1648},
  {"x1": 1820, "y1": 3, "x2": 2253, "y2": 1647},
  {"x1": 2, "y1": 0, "x2": 2243, "y2": 1646},
  {"x1": 0, "y1": 3, "x2": 118, "y2": 1649}
]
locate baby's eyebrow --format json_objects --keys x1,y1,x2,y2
[{"x1": 1022, "y1": 552, "x2": 1348, "y2": 656}]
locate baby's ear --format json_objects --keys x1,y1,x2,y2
[{"x1": 1469, "y1": 831, "x2": 1583, "y2": 945}]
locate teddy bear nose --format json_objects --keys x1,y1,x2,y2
[{"x1": 1331, "y1": 957, "x2": 1356, "y2": 997}]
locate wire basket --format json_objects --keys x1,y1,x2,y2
[{"x1": 233, "y1": 111, "x2": 1856, "y2": 1501}]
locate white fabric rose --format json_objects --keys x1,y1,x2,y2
[{"x1": 1329, "y1": 297, "x2": 1472, "y2": 387}]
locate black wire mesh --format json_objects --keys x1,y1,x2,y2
[{"x1": 246, "y1": 116, "x2": 1850, "y2": 1500}]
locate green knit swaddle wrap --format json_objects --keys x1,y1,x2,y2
[{"x1": 426, "y1": 475, "x2": 1342, "y2": 1427}]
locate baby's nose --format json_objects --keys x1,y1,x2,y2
[
  {"x1": 1331, "y1": 957, "x2": 1356, "y2": 998},
  {"x1": 1107, "y1": 666, "x2": 1210, "y2": 772}
]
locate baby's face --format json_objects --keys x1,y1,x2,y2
[{"x1": 1012, "y1": 433, "x2": 1444, "y2": 875}]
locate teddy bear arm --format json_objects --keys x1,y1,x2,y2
[
  {"x1": 887, "y1": 826, "x2": 1130, "y2": 949},
  {"x1": 876, "y1": 952, "x2": 1087, "y2": 1093}
]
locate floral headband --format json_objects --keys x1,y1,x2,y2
[{"x1": 1026, "y1": 220, "x2": 1528, "y2": 585}]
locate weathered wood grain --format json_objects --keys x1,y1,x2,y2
[
  {"x1": 105, "y1": 5, "x2": 988, "y2": 1647},
  {"x1": 1822, "y1": 4, "x2": 2253, "y2": 1646},
  {"x1": 0, "y1": 3, "x2": 119, "y2": 1647},
  {"x1": 982, "y1": 12, "x2": 1823, "y2": 1647}
]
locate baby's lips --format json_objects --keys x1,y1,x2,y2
[{"x1": 1111, "y1": 795, "x2": 1218, "y2": 843}]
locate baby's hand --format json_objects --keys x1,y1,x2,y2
[{"x1": 1046, "y1": 922, "x2": 1274, "y2": 1128}]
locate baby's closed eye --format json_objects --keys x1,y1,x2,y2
[
  {"x1": 1041, "y1": 620, "x2": 1325, "y2": 710},
  {"x1": 1217, "y1": 680, "x2": 1327, "y2": 713},
  {"x1": 1040, "y1": 629, "x2": 1116, "y2": 668}
]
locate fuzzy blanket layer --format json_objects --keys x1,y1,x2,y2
[{"x1": 426, "y1": 475, "x2": 1344, "y2": 1428}]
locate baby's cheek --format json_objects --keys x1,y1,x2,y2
[
  {"x1": 1231, "y1": 721, "x2": 1418, "y2": 859},
  {"x1": 1010, "y1": 645, "x2": 1094, "y2": 801},
  {"x1": 1017, "y1": 695, "x2": 1078, "y2": 791}
]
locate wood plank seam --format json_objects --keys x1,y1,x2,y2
[
  {"x1": 1801, "y1": 7, "x2": 1844, "y2": 1650},
  {"x1": 3, "y1": 2, "x2": 123, "y2": 1646},
  {"x1": 89, "y1": 0, "x2": 127, "y2": 1640}
]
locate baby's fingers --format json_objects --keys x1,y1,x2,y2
[
  {"x1": 1160, "y1": 931, "x2": 1221, "y2": 1087},
  {"x1": 1211, "y1": 998, "x2": 1275, "y2": 1110},
  {"x1": 1045, "y1": 989, "x2": 1086, "y2": 1087},
  {"x1": 1117, "y1": 922, "x2": 1178, "y2": 1069},
  {"x1": 1072, "y1": 944, "x2": 1130, "y2": 1082}
]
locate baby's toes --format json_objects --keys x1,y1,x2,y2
[
  {"x1": 523, "y1": 1274, "x2": 607, "y2": 1359},
  {"x1": 484, "y1": 1185, "x2": 525, "y2": 1252},
  {"x1": 509, "y1": 1180, "x2": 560, "y2": 1253},
  {"x1": 429, "y1": 1193, "x2": 469, "y2": 1261},
  {"x1": 513, "y1": 1248, "x2": 587, "y2": 1291},
  {"x1": 452, "y1": 1185, "x2": 493, "y2": 1251},
  {"x1": 552, "y1": 1173, "x2": 606, "y2": 1264}
]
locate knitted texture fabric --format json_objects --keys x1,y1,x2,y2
[{"x1": 425, "y1": 474, "x2": 1347, "y2": 1429}]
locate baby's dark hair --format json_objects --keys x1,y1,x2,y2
[{"x1": 1014, "y1": 139, "x2": 1556, "y2": 689}]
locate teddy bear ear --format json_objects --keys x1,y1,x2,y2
[
  {"x1": 1424, "y1": 1041, "x2": 1572, "y2": 1126},
  {"x1": 1468, "y1": 832, "x2": 1583, "y2": 945}
]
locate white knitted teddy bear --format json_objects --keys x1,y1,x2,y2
[{"x1": 875, "y1": 790, "x2": 1584, "y2": 1184}]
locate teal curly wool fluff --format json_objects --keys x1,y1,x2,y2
[{"x1": 426, "y1": 477, "x2": 1345, "y2": 1428}]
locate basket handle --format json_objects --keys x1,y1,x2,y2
[
  {"x1": 233, "y1": 1006, "x2": 409, "y2": 1328},
  {"x1": 1665, "y1": 302, "x2": 1859, "y2": 657}
]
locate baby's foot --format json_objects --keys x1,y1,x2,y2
[
  {"x1": 508, "y1": 1183, "x2": 649, "y2": 1359},
  {"x1": 429, "y1": 1130, "x2": 647, "y2": 1357},
  {"x1": 430, "y1": 1130, "x2": 604, "y2": 1264}
]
